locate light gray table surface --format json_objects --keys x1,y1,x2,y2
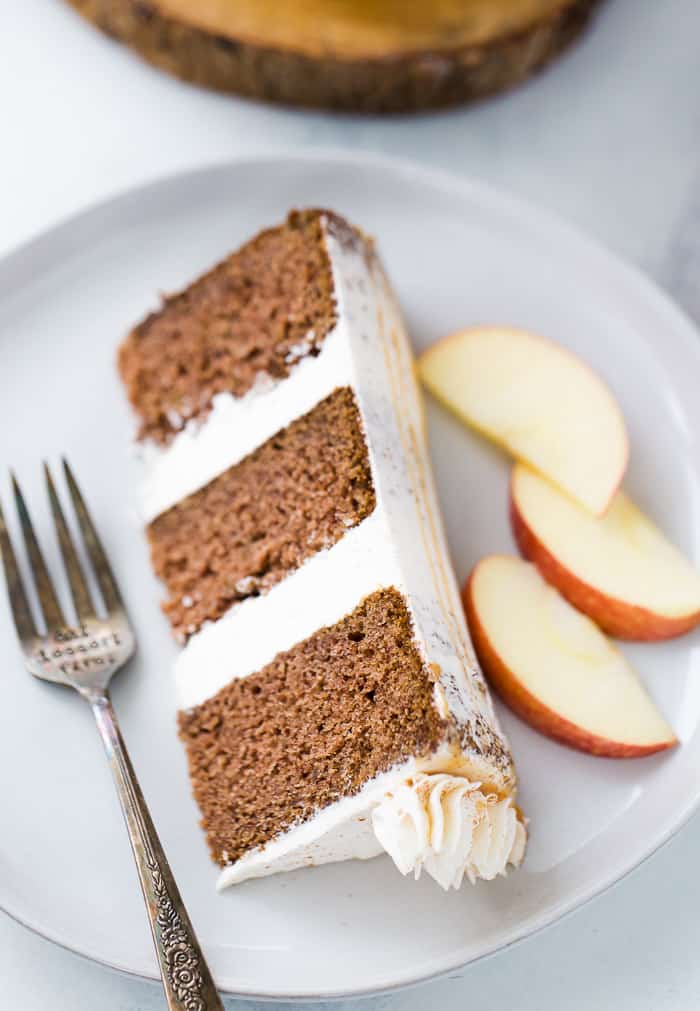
[{"x1": 3, "y1": 1, "x2": 700, "y2": 1007}]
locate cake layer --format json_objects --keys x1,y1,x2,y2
[
  {"x1": 119, "y1": 209, "x2": 337, "y2": 445},
  {"x1": 179, "y1": 588, "x2": 446, "y2": 866},
  {"x1": 148, "y1": 387, "x2": 375, "y2": 642}
]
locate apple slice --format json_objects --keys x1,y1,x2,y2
[
  {"x1": 511, "y1": 464, "x2": 700, "y2": 641},
  {"x1": 418, "y1": 326, "x2": 628, "y2": 515},
  {"x1": 464, "y1": 556, "x2": 677, "y2": 758}
]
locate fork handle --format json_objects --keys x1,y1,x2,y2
[{"x1": 91, "y1": 694, "x2": 224, "y2": 1011}]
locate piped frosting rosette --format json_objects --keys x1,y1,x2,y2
[{"x1": 372, "y1": 773, "x2": 526, "y2": 890}]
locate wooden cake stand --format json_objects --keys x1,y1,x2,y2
[{"x1": 66, "y1": 0, "x2": 602, "y2": 113}]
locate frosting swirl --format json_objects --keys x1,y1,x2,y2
[{"x1": 371, "y1": 773, "x2": 526, "y2": 890}]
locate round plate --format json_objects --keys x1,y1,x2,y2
[{"x1": 1, "y1": 152, "x2": 700, "y2": 1001}]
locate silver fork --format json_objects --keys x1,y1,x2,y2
[{"x1": 0, "y1": 460, "x2": 223, "y2": 1011}]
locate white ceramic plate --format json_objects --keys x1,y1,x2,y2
[{"x1": 1, "y1": 152, "x2": 700, "y2": 1002}]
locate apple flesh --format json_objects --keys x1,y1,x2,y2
[
  {"x1": 463, "y1": 556, "x2": 677, "y2": 758},
  {"x1": 511, "y1": 464, "x2": 700, "y2": 641},
  {"x1": 418, "y1": 325, "x2": 628, "y2": 516}
]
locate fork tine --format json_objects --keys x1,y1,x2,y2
[
  {"x1": 11, "y1": 473, "x2": 66, "y2": 631},
  {"x1": 45, "y1": 463, "x2": 96, "y2": 623},
  {"x1": 0, "y1": 497, "x2": 38, "y2": 644},
  {"x1": 62, "y1": 459, "x2": 124, "y2": 614}
]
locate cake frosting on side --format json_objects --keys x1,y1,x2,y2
[{"x1": 119, "y1": 209, "x2": 526, "y2": 890}]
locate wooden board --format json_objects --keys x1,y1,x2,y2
[{"x1": 66, "y1": 0, "x2": 602, "y2": 113}]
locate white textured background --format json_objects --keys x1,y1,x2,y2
[{"x1": 3, "y1": 0, "x2": 700, "y2": 1007}]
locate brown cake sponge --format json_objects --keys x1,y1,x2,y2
[
  {"x1": 119, "y1": 209, "x2": 337, "y2": 444},
  {"x1": 148, "y1": 387, "x2": 375, "y2": 641},
  {"x1": 179, "y1": 588, "x2": 446, "y2": 865}
]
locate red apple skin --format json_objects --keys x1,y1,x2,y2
[
  {"x1": 509, "y1": 482, "x2": 700, "y2": 642},
  {"x1": 462, "y1": 569, "x2": 677, "y2": 759}
]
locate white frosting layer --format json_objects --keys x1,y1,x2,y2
[
  {"x1": 218, "y1": 767, "x2": 525, "y2": 890},
  {"x1": 175, "y1": 508, "x2": 401, "y2": 710}
]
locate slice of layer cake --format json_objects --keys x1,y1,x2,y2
[{"x1": 120, "y1": 209, "x2": 526, "y2": 890}]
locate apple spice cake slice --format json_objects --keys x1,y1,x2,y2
[{"x1": 120, "y1": 209, "x2": 526, "y2": 890}]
